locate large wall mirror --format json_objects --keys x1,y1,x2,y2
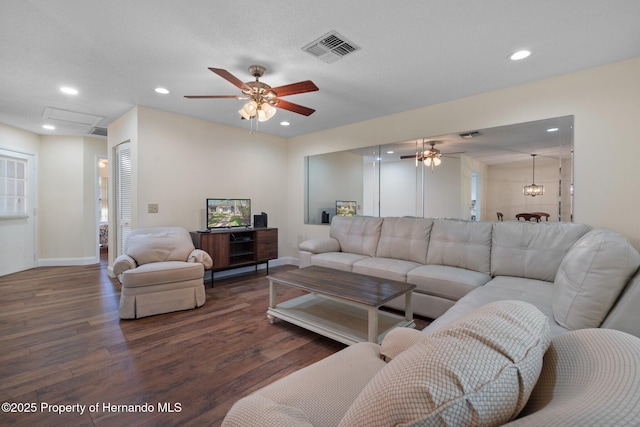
[{"x1": 305, "y1": 116, "x2": 573, "y2": 224}]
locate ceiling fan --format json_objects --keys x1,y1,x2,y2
[
  {"x1": 400, "y1": 141, "x2": 466, "y2": 172},
  {"x1": 185, "y1": 65, "x2": 319, "y2": 122}
]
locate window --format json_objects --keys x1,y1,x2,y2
[{"x1": 0, "y1": 154, "x2": 27, "y2": 218}]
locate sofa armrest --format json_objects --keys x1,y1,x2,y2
[
  {"x1": 298, "y1": 237, "x2": 340, "y2": 254},
  {"x1": 222, "y1": 342, "x2": 385, "y2": 427},
  {"x1": 113, "y1": 254, "x2": 137, "y2": 277},
  {"x1": 188, "y1": 249, "x2": 213, "y2": 270},
  {"x1": 380, "y1": 326, "x2": 428, "y2": 361}
]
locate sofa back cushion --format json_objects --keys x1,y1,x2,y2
[
  {"x1": 330, "y1": 216, "x2": 383, "y2": 257},
  {"x1": 553, "y1": 228, "x2": 640, "y2": 330},
  {"x1": 125, "y1": 227, "x2": 194, "y2": 266},
  {"x1": 375, "y1": 217, "x2": 433, "y2": 264},
  {"x1": 338, "y1": 300, "x2": 550, "y2": 427},
  {"x1": 426, "y1": 219, "x2": 493, "y2": 274},
  {"x1": 491, "y1": 222, "x2": 591, "y2": 282}
]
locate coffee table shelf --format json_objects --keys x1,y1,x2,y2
[{"x1": 267, "y1": 293, "x2": 414, "y2": 345}]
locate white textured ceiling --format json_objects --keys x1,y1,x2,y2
[{"x1": 1, "y1": 0, "x2": 640, "y2": 139}]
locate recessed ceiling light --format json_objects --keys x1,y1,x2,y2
[
  {"x1": 280, "y1": 121, "x2": 290, "y2": 126},
  {"x1": 155, "y1": 87, "x2": 170, "y2": 94},
  {"x1": 546, "y1": 127, "x2": 559, "y2": 132},
  {"x1": 60, "y1": 86, "x2": 78, "y2": 95},
  {"x1": 386, "y1": 150, "x2": 394, "y2": 154},
  {"x1": 509, "y1": 50, "x2": 532, "y2": 61},
  {"x1": 42, "y1": 124, "x2": 55, "y2": 130}
]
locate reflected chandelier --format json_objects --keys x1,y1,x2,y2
[{"x1": 523, "y1": 154, "x2": 544, "y2": 196}]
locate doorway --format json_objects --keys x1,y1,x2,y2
[
  {"x1": 97, "y1": 156, "x2": 108, "y2": 257},
  {"x1": 471, "y1": 171, "x2": 480, "y2": 221}
]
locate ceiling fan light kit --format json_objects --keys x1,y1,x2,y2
[{"x1": 524, "y1": 154, "x2": 544, "y2": 196}]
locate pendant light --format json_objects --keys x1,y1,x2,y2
[{"x1": 523, "y1": 154, "x2": 544, "y2": 196}]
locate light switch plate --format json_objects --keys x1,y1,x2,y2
[{"x1": 148, "y1": 204, "x2": 159, "y2": 213}]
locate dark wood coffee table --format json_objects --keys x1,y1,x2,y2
[{"x1": 267, "y1": 266, "x2": 416, "y2": 345}]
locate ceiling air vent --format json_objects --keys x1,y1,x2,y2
[
  {"x1": 90, "y1": 127, "x2": 108, "y2": 136},
  {"x1": 302, "y1": 31, "x2": 361, "y2": 63},
  {"x1": 459, "y1": 131, "x2": 482, "y2": 139}
]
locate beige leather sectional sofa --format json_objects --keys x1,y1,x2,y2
[
  {"x1": 299, "y1": 216, "x2": 640, "y2": 338},
  {"x1": 222, "y1": 216, "x2": 640, "y2": 425}
]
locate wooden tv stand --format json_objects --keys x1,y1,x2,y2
[{"x1": 190, "y1": 228, "x2": 278, "y2": 282}]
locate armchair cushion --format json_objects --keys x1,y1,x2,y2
[
  {"x1": 125, "y1": 227, "x2": 195, "y2": 265},
  {"x1": 119, "y1": 261, "x2": 204, "y2": 288},
  {"x1": 339, "y1": 300, "x2": 550, "y2": 427}
]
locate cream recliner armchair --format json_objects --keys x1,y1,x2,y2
[{"x1": 113, "y1": 227, "x2": 213, "y2": 319}]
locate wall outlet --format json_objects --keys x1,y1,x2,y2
[{"x1": 148, "y1": 204, "x2": 159, "y2": 213}]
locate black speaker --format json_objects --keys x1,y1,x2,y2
[{"x1": 254, "y1": 212, "x2": 267, "y2": 228}]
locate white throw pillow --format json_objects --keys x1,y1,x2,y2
[
  {"x1": 339, "y1": 300, "x2": 550, "y2": 427},
  {"x1": 553, "y1": 228, "x2": 640, "y2": 330}
]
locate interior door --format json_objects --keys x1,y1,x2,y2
[{"x1": 0, "y1": 147, "x2": 36, "y2": 276}]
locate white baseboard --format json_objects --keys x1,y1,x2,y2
[{"x1": 37, "y1": 257, "x2": 99, "y2": 267}]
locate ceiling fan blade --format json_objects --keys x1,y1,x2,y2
[
  {"x1": 400, "y1": 154, "x2": 421, "y2": 159},
  {"x1": 275, "y1": 99, "x2": 315, "y2": 116},
  {"x1": 270, "y1": 80, "x2": 319, "y2": 97},
  {"x1": 208, "y1": 67, "x2": 252, "y2": 91},
  {"x1": 184, "y1": 95, "x2": 245, "y2": 99}
]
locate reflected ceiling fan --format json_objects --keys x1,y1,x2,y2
[
  {"x1": 185, "y1": 65, "x2": 319, "y2": 122},
  {"x1": 400, "y1": 141, "x2": 466, "y2": 172}
]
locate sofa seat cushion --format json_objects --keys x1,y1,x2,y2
[
  {"x1": 339, "y1": 300, "x2": 551, "y2": 427},
  {"x1": 309, "y1": 252, "x2": 370, "y2": 272},
  {"x1": 222, "y1": 342, "x2": 385, "y2": 427},
  {"x1": 352, "y1": 257, "x2": 422, "y2": 282},
  {"x1": 425, "y1": 276, "x2": 570, "y2": 337},
  {"x1": 553, "y1": 228, "x2": 640, "y2": 330},
  {"x1": 120, "y1": 261, "x2": 204, "y2": 288},
  {"x1": 407, "y1": 264, "x2": 491, "y2": 300}
]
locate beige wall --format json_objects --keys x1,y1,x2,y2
[
  {"x1": 107, "y1": 106, "x2": 289, "y2": 263},
  {"x1": 286, "y1": 57, "x2": 640, "y2": 257},
  {"x1": 39, "y1": 135, "x2": 107, "y2": 263}
]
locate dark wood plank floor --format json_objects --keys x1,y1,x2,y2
[{"x1": 0, "y1": 251, "x2": 429, "y2": 426}]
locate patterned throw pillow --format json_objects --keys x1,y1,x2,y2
[{"x1": 339, "y1": 300, "x2": 551, "y2": 427}]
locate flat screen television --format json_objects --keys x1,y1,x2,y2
[
  {"x1": 336, "y1": 200, "x2": 357, "y2": 217},
  {"x1": 207, "y1": 198, "x2": 251, "y2": 229}
]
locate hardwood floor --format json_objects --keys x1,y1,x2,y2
[{"x1": 0, "y1": 251, "x2": 429, "y2": 426}]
